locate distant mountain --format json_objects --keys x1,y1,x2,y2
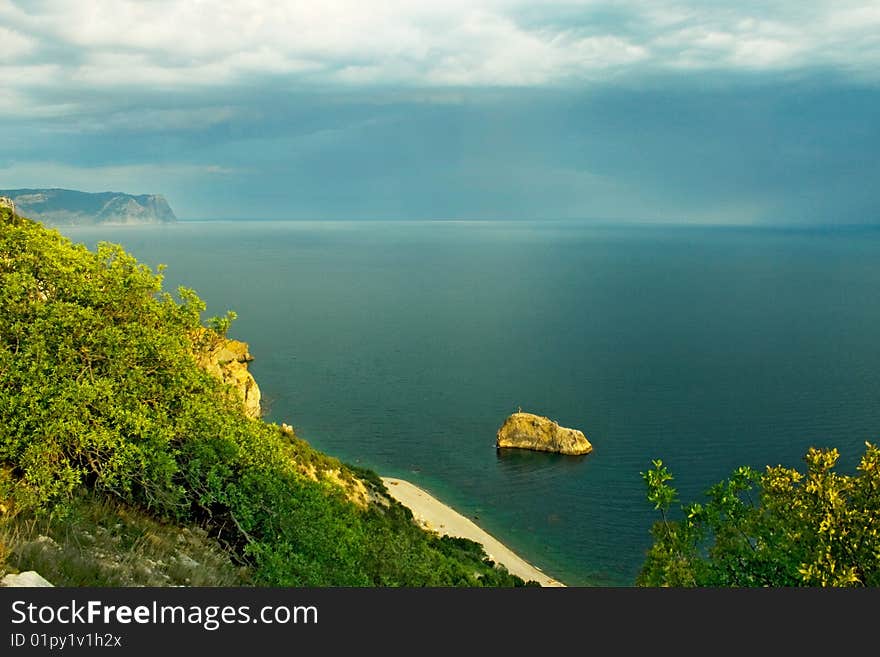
[{"x1": 0, "y1": 188, "x2": 177, "y2": 225}]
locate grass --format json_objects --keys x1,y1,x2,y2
[{"x1": 0, "y1": 489, "x2": 250, "y2": 586}]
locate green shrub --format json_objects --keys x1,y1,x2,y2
[{"x1": 638, "y1": 442, "x2": 880, "y2": 587}]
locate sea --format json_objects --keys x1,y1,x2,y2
[{"x1": 56, "y1": 220, "x2": 880, "y2": 586}]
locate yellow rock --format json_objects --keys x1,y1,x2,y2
[
  {"x1": 496, "y1": 412, "x2": 592, "y2": 455},
  {"x1": 193, "y1": 331, "x2": 262, "y2": 419}
]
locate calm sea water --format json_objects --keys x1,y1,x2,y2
[{"x1": 58, "y1": 221, "x2": 880, "y2": 586}]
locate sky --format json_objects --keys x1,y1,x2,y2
[{"x1": 1, "y1": 0, "x2": 879, "y2": 223}]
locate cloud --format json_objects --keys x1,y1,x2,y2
[
  {"x1": 0, "y1": 160, "x2": 237, "y2": 192},
  {"x1": 1, "y1": 2, "x2": 877, "y2": 224},
  {"x1": 0, "y1": 24, "x2": 36, "y2": 60},
  {"x1": 2, "y1": 1, "x2": 878, "y2": 129},
  {"x1": 1, "y1": 0, "x2": 877, "y2": 108}
]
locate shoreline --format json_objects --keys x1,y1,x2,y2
[{"x1": 381, "y1": 477, "x2": 565, "y2": 587}]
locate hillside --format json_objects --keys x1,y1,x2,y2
[
  {"x1": 0, "y1": 188, "x2": 176, "y2": 225},
  {"x1": 0, "y1": 204, "x2": 534, "y2": 587}
]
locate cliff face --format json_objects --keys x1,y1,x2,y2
[
  {"x1": 194, "y1": 334, "x2": 262, "y2": 419},
  {"x1": 191, "y1": 331, "x2": 375, "y2": 506},
  {"x1": 0, "y1": 188, "x2": 177, "y2": 225},
  {"x1": 496, "y1": 412, "x2": 593, "y2": 455}
]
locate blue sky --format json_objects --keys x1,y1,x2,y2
[{"x1": 1, "y1": 0, "x2": 878, "y2": 223}]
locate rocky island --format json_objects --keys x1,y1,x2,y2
[{"x1": 496, "y1": 412, "x2": 593, "y2": 455}]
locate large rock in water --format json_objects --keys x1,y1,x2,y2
[{"x1": 496, "y1": 412, "x2": 593, "y2": 455}]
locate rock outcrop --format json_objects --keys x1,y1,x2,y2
[
  {"x1": 496, "y1": 412, "x2": 593, "y2": 455},
  {"x1": 194, "y1": 333, "x2": 262, "y2": 419},
  {"x1": 191, "y1": 333, "x2": 372, "y2": 505},
  {"x1": 1, "y1": 571, "x2": 54, "y2": 587}
]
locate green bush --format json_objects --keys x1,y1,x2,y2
[{"x1": 638, "y1": 442, "x2": 880, "y2": 587}]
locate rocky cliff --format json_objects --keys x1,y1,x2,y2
[
  {"x1": 191, "y1": 331, "x2": 376, "y2": 506},
  {"x1": 496, "y1": 412, "x2": 593, "y2": 455},
  {"x1": 0, "y1": 188, "x2": 177, "y2": 225},
  {"x1": 194, "y1": 333, "x2": 262, "y2": 419}
]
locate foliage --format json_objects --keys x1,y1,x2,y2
[
  {"x1": 0, "y1": 207, "x2": 527, "y2": 586},
  {"x1": 638, "y1": 443, "x2": 880, "y2": 587},
  {"x1": 207, "y1": 310, "x2": 237, "y2": 338}
]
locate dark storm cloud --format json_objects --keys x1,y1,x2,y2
[{"x1": 1, "y1": 2, "x2": 878, "y2": 223}]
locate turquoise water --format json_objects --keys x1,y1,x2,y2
[{"x1": 58, "y1": 221, "x2": 880, "y2": 586}]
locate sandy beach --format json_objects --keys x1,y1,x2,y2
[{"x1": 381, "y1": 477, "x2": 565, "y2": 587}]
